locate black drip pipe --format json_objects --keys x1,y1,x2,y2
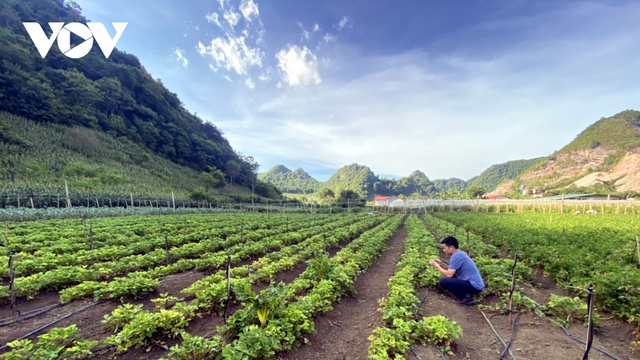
[
  {"x1": 556, "y1": 321, "x2": 622, "y2": 360},
  {"x1": 0, "y1": 304, "x2": 62, "y2": 327},
  {"x1": 0, "y1": 301, "x2": 101, "y2": 352}
]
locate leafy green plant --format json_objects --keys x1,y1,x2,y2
[
  {"x1": 102, "y1": 303, "x2": 144, "y2": 332},
  {"x1": 166, "y1": 332, "x2": 224, "y2": 360},
  {"x1": 0, "y1": 325, "x2": 97, "y2": 360},
  {"x1": 233, "y1": 282, "x2": 285, "y2": 329},
  {"x1": 413, "y1": 315, "x2": 463, "y2": 355},
  {"x1": 543, "y1": 294, "x2": 600, "y2": 327}
]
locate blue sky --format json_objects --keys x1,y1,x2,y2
[{"x1": 75, "y1": 0, "x2": 640, "y2": 181}]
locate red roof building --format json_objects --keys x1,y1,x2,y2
[{"x1": 486, "y1": 194, "x2": 509, "y2": 200}]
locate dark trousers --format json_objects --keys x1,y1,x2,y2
[{"x1": 439, "y1": 278, "x2": 482, "y2": 300}]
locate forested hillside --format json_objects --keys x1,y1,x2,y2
[
  {"x1": 0, "y1": 0, "x2": 281, "y2": 201},
  {"x1": 466, "y1": 158, "x2": 544, "y2": 193}
]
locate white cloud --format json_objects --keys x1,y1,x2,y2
[
  {"x1": 198, "y1": 36, "x2": 263, "y2": 75},
  {"x1": 206, "y1": 12, "x2": 222, "y2": 28},
  {"x1": 276, "y1": 45, "x2": 321, "y2": 86},
  {"x1": 258, "y1": 71, "x2": 270, "y2": 82},
  {"x1": 297, "y1": 22, "x2": 310, "y2": 40},
  {"x1": 337, "y1": 16, "x2": 349, "y2": 30},
  {"x1": 316, "y1": 33, "x2": 336, "y2": 51},
  {"x1": 239, "y1": 0, "x2": 259, "y2": 22},
  {"x1": 200, "y1": 0, "x2": 266, "y2": 83},
  {"x1": 245, "y1": 77, "x2": 255, "y2": 89},
  {"x1": 224, "y1": 8, "x2": 241, "y2": 27},
  {"x1": 173, "y1": 48, "x2": 188, "y2": 67},
  {"x1": 297, "y1": 22, "x2": 321, "y2": 41}
]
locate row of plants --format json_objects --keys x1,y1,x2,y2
[
  {"x1": 0, "y1": 214, "x2": 360, "y2": 301},
  {"x1": 0, "y1": 215, "x2": 398, "y2": 359},
  {"x1": 368, "y1": 214, "x2": 462, "y2": 358},
  {"x1": 433, "y1": 212, "x2": 640, "y2": 329},
  {"x1": 182, "y1": 215, "x2": 386, "y2": 309},
  {"x1": 92, "y1": 215, "x2": 402, "y2": 358},
  {"x1": 0, "y1": 212, "x2": 320, "y2": 255},
  {"x1": 205, "y1": 214, "x2": 404, "y2": 359},
  {"x1": 0, "y1": 213, "x2": 333, "y2": 278},
  {"x1": 54, "y1": 214, "x2": 376, "y2": 304}
]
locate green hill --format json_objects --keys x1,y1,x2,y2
[
  {"x1": 0, "y1": 0, "x2": 280, "y2": 202},
  {"x1": 557, "y1": 110, "x2": 640, "y2": 153},
  {"x1": 432, "y1": 178, "x2": 466, "y2": 193},
  {"x1": 319, "y1": 164, "x2": 377, "y2": 199},
  {"x1": 258, "y1": 165, "x2": 321, "y2": 194},
  {"x1": 505, "y1": 110, "x2": 640, "y2": 196},
  {"x1": 467, "y1": 157, "x2": 545, "y2": 192},
  {"x1": 0, "y1": 113, "x2": 281, "y2": 203}
]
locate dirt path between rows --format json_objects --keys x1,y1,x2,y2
[{"x1": 280, "y1": 225, "x2": 408, "y2": 360}]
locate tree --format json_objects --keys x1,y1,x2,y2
[
  {"x1": 317, "y1": 188, "x2": 336, "y2": 213},
  {"x1": 225, "y1": 160, "x2": 241, "y2": 185},
  {"x1": 199, "y1": 170, "x2": 225, "y2": 191},
  {"x1": 464, "y1": 186, "x2": 486, "y2": 199},
  {"x1": 337, "y1": 189, "x2": 360, "y2": 207}
]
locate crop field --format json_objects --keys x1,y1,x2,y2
[{"x1": 0, "y1": 211, "x2": 638, "y2": 359}]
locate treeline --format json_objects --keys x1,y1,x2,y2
[{"x1": 0, "y1": 0, "x2": 257, "y2": 188}]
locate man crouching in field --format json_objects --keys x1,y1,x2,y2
[{"x1": 429, "y1": 236, "x2": 485, "y2": 306}]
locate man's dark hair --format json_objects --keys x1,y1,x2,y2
[{"x1": 440, "y1": 236, "x2": 459, "y2": 249}]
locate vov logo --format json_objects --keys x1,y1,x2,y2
[{"x1": 22, "y1": 22, "x2": 127, "y2": 59}]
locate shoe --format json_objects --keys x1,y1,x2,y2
[{"x1": 453, "y1": 296, "x2": 475, "y2": 306}]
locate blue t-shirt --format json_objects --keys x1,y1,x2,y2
[{"x1": 449, "y1": 250, "x2": 485, "y2": 291}]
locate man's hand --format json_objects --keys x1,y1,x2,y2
[{"x1": 429, "y1": 259, "x2": 448, "y2": 270}]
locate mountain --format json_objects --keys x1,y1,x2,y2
[
  {"x1": 432, "y1": 178, "x2": 467, "y2": 193},
  {"x1": 319, "y1": 163, "x2": 378, "y2": 199},
  {"x1": 0, "y1": 0, "x2": 280, "y2": 201},
  {"x1": 467, "y1": 158, "x2": 545, "y2": 193},
  {"x1": 258, "y1": 165, "x2": 321, "y2": 194},
  {"x1": 497, "y1": 110, "x2": 640, "y2": 195}
]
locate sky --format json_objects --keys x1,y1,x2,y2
[{"x1": 75, "y1": 0, "x2": 640, "y2": 181}]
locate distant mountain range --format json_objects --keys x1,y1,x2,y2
[
  {"x1": 259, "y1": 157, "x2": 536, "y2": 200},
  {"x1": 261, "y1": 111, "x2": 640, "y2": 199}
]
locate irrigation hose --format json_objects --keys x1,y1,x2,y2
[
  {"x1": 500, "y1": 312, "x2": 521, "y2": 360},
  {"x1": 0, "y1": 304, "x2": 63, "y2": 328},
  {"x1": 418, "y1": 289, "x2": 429, "y2": 307},
  {"x1": 410, "y1": 346, "x2": 446, "y2": 360},
  {"x1": 158, "y1": 270, "x2": 196, "y2": 283},
  {"x1": 0, "y1": 303, "x2": 60, "y2": 322},
  {"x1": 410, "y1": 347, "x2": 424, "y2": 360},
  {"x1": 480, "y1": 310, "x2": 517, "y2": 360},
  {"x1": 0, "y1": 301, "x2": 101, "y2": 352},
  {"x1": 90, "y1": 344, "x2": 114, "y2": 354},
  {"x1": 557, "y1": 321, "x2": 622, "y2": 360}
]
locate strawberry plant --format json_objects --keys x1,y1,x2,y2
[{"x1": 0, "y1": 325, "x2": 97, "y2": 360}]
